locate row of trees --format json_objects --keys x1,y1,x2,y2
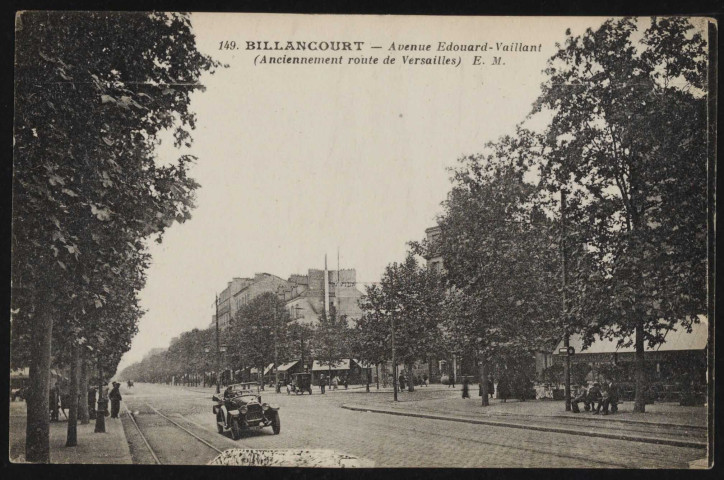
[
  {"x1": 118, "y1": 292, "x2": 356, "y2": 389},
  {"x1": 353, "y1": 17, "x2": 708, "y2": 412},
  {"x1": 11, "y1": 12, "x2": 218, "y2": 462}
]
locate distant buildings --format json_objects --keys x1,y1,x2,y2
[
  {"x1": 283, "y1": 265, "x2": 363, "y2": 328},
  {"x1": 210, "y1": 258, "x2": 364, "y2": 331}
]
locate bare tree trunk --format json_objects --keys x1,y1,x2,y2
[
  {"x1": 480, "y1": 358, "x2": 489, "y2": 407},
  {"x1": 79, "y1": 354, "x2": 89, "y2": 424},
  {"x1": 25, "y1": 303, "x2": 53, "y2": 463},
  {"x1": 634, "y1": 320, "x2": 646, "y2": 413},
  {"x1": 407, "y1": 362, "x2": 414, "y2": 392},
  {"x1": 376, "y1": 363, "x2": 379, "y2": 389},
  {"x1": 66, "y1": 345, "x2": 80, "y2": 447}
]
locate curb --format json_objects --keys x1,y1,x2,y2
[
  {"x1": 486, "y1": 412, "x2": 707, "y2": 431},
  {"x1": 107, "y1": 411, "x2": 135, "y2": 464},
  {"x1": 341, "y1": 404, "x2": 707, "y2": 450}
]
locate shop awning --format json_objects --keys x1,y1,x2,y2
[
  {"x1": 250, "y1": 363, "x2": 275, "y2": 374},
  {"x1": 312, "y1": 359, "x2": 351, "y2": 371},
  {"x1": 553, "y1": 315, "x2": 709, "y2": 356},
  {"x1": 353, "y1": 359, "x2": 373, "y2": 369},
  {"x1": 277, "y1": 361, "x2": 299, "y2": 372}
]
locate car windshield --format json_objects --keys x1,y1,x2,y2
[{"x1": 225, "y1": 383, "x2": 259, "y2": 397}]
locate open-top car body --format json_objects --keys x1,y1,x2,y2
[
  {"x1": 287, "y1": 373, "x2": 313, "y2": 395},
  {"x1": 212, "y1": 382, "x2": 280, "y2": 439}
]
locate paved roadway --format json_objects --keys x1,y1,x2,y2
[{"x1": 119, "y1": 382, "x2": 703, "y2": 468}]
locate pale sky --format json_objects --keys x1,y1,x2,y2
[{"x1": 117, "y1": 14, "x2": 615, "y2": 372}]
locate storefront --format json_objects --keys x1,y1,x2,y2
[{"x1": 551, "y1": 317, "x2": 708, "y2": 403}]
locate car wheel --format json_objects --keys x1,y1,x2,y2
[
  {"x1": 271, "y1": 412, "x2": 281, "y2": 435},
  {"x1": 230, "y1": 417, "x2": 242, "y2": 440},
  {"x1": 216, "y1": 412, "x2": 224, "y2": 434}
]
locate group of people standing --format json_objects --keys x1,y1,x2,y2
[
  {"x1": 318, "y1": 374, "x2": 348, "y2": 393},
  {"x1": 461, "y1": 378, "x2": 495, "y2": 399},
  {"x1": 49, "y1": 380, "x2": 123, "y2": 421},
  {"x1": 397, "y1": 372, "x2": 429, "y2": 391},
  {"x1": 571, "y1": 380, "x2": 619, "y2": 415}
]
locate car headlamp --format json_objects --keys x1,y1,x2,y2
[
  {"x1": 261, "y1": 403, "x2": 269, "y2": 411},
  {"x1": 240, "y1": 406, "x2": 248, "y2": 414}
]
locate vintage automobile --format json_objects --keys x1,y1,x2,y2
[
  {"x1": 287, "y1": 373, "x2": 313, "y2": 395},
  {"x1": 212, "y1": 382, "x2": 280, "y2": 439}
]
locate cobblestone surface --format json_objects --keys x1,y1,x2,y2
[{"x1": 119, "y1": 383, "x2": 705, "y2": 468}]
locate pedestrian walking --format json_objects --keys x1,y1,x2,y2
[
  {"x1": 462, "y1": 377, "x2": 470, "y2": 399},
  {"x1": 319, "y1": 374, "x2": 326, "y2": 394},
  {"x1": 423, "y1": 374, "x2": 428, "y2": 386},
  {"x1": 332, "y1": 375, "x2": 339, "y2": 390},
  {"x1": 488, "y1": 378, "x2": 495, "y2": 398},
  {"x1": 398, "y1": 372, "x2": 406, "y2": 391},
  {"x1": 450, "y1": 374, "x2": 455, "y2": 388},
  {"x1": 109, "y1": 382, "x2": 122, "y2": 418},
  {"x1": 343, "y1": 375, "x2": 348, "y2": 390}
]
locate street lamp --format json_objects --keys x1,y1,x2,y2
[
  {"x1": 214, "y1": 293, "x2": 221, "y2": 394},
  {"x1": 387, "y1": 305, "x2": 402, "y2": 402},
  {"x1": 293, "y1": 305, "x2": 305, "y2": 371}
]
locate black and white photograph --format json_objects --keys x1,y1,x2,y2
[{"x1": 9, "y1": 12, "x2": 716, "y2": 468}]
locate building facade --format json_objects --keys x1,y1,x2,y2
[
  {"x1": 283, "y1": 266, "x2": 364, "y2": 328},
  {"x1": 213, "y1": 273, "x2": 291, "y2": 330}
]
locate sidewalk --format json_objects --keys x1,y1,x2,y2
[
  {"x1": 340, "y1": 389, "x2": 708, "y2": 450},
  {"x1": 9, "y1": 401, "x2": 133, "y2": 464}
]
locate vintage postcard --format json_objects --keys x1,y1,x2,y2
[{"x1": 10, "y1": 12, "x2": 715, "y2": 468}]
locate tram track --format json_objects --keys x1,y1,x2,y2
[{"x1": 122, "y1": 402, "x2": 224, "y2": 464}]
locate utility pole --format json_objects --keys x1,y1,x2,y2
[
  {"x1": 274, "y1": 291, "x2": 281, "y2": 393},
  {"x1": 215, "y1": 293, "x2": 220, "y2": 394},
  {"x1": 391, "y1": 310, "x2": 398, "y2": 402},
  {"x1": 561, "y1": 189, "x2": 571, "y2": 411},
  {"x1": 294, "y1": 305, "x2": 305, "y2": 370}
]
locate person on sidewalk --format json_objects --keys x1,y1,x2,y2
[
  {"x1": 423, "y1": 374, "x2": 428, "y2": 386},
  {"x1": 600, "y1": 380, "x2": 619, "y2": 415},
  {"x1": 588, "y1": 382, "x2": 603, "y2": 414},
  {"x1": 319, "y1": 374, "x2": 326, "y2": 394},
  {"x1": 462, "y1": 377, "x2": 470, "y2": 399},
  {"x1": 109, "y1": 382, "x2": 122, "y2": 418},
  {"x1": 449, "y1": 374, "x2": 455, "y2": 388},
  {"x1": 398, "y1": 373, "x2": 406, "y2": 391},
  {"x1": 571, "y1": 385, "x2": 589, "y2": 413},
  {"x1": 488, "y1": 378, "x2": 495, "y2": 398},
  {"x1": 343, "y1": 376, "x2": 348, "y2": 390}
]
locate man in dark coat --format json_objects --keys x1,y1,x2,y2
[
  {"x1": 588, "y1": 382, "x2": 603, "y2": 414},
  {"x1": 319, "y1": 374, "x2": 326, "y2": 394},
  {"x1": 462, "y1": 377, "x2": 470, "y2": 398},
  {"x1": 109, "y1": 382, "x2": 122, "y2": 418},
  {"x1": 398, "y1": 372, "x2": 406, "y2": 391}
]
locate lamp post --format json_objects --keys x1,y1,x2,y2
[
  {"x1": 215, "y1": 294, "x2": 221, "y2": 394},
  {"x1": 204, "y1": 346, "x2": 210, "y2": 387},
  {"x1": 293, "y1": 305, "x2": 305, "y2": 371},
  {"x1": 273, "y1": 290, "x2": 286, "y2": 393},
  {"x1": 388, "y1": 306, "x2": 402, "y2": 402}
]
